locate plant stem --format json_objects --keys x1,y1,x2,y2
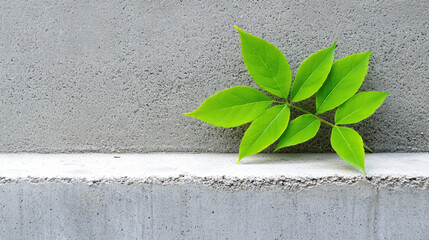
[
  {"x1": 363, "y1": 145, "x2": 373, "y2": 153},
  {"x1": 287, "y1": 103, "x2": 335, "y2": 128},
  {"x1": 287, "y1": 102, "x2": 373, "y2": 153}
]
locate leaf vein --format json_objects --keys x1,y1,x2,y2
[
  {"x1": 248, "y1": 105, "x2": 288, "y2": 150},
  {"x1": 293, "y1": 49, "x2": 332, "y2": 100},
  {"x1": 199, "y1": 101, "x2": 273, "y2": 115},
  {"x1": 337, "y1": 105, "x2": 367, "y2": 123},
  {"x1": 318, "y1": 56, "x2": 368, "y2": 112},
  {"x1": 242, "y1": 33, "x2": 287, "y2": 98},
  {"x1": 336, "y1": 128, "x2": 359, "y2": 162},
  {"x1": 286, "y1": 119, "x2": 319, "y2": 141}
]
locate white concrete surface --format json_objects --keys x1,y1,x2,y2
[
  {"x1": 0, "y1": 153, "x2": 428, "y2": 239},
  {"x1": 1, "y1": 153, "x2": 428, "y2": 179}
]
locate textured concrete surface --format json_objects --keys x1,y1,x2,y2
[
  {"x1": 0, "y1": 0, "x2": 428, "y2": 153},
  {"x1": 0, "y1": 153, "x2": 428, "y2": 239}
]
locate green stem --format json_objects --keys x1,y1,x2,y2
[
  {"x1": 288, "y1": 103, "x2": 335, "y2": 128},
  {"x1": 363, "y1": 144, "x2": 373, "y2": 153},
  {"x1": 287, "y1": 102, "x2": 373, "y2": 153}
]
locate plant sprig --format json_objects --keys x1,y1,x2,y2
[{"x1": 184, "y1": 26, "x2": 389, "y2": 173}]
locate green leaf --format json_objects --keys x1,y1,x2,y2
[
  {"x1": 234, "y1": 25, "x2": 292, "y2": 98},
  {"x1": 274, "y1": 114, "x2": 321, "y2": 151},
  {"x1": 290, "y1": 42, "x2": 336, "y2": 102},
  {"x1": 239, "y1": 104, "x2": 290, "y2": 161},
  {"x1": 184, "y1": 86, "x2": 274, "y2": 128},
  {"x1": 331, "y1": 126, "x2": 365, "y2": 173},
  {"x1": 316, "y1": 52, "x2": 372, "y2": 114},
  {"x1": 335, "y1": 91, "x2": 389, "y2": 125}
]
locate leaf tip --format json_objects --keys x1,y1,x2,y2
[
  {"x1": 378, "y1": 92, "x2": 390, "y2": 104},
  {"x1": 332, "y1": 41, "x2": 337, "y2": 48},
  {"x1": 183, "y1": 112, "x2": 193, "y2": 117},
  {"x1": 238, "y1": 150, "x2": 243, "y2": 162},
  {"x1": 238, "y1": 149, "x2": 249, "y2": 163},
  {"x1": 233, "y1": 25, "x2": 241, "y2": 31}
]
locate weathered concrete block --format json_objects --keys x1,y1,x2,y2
[{"x1": 0, "y1": 153, "x2": 428, "y2": 239}]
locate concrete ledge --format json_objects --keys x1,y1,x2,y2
[{"x1": 0, "y1": 153, "x2": 428, "y2": 239}]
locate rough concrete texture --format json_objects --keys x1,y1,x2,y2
[
  {"x1": 0, "y1": 1, "x2": 428, "y2": 153},
  {"x1": 0, "y1": 153, "x2": 428, "y2": 239}
]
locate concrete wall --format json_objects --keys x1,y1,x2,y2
[
  {"x1": 1, "y1": 0, "x2": 428, "y2": 153},
  {"x1": 3, "y1": 180, "x2": 429, "y2": 240},
  {"x1": 0, "y1": 153, "x2": 428, "y2": 240}
]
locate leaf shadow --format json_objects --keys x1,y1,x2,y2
[
  {"x1": 240, "y1": 153, "x2": 331, "y2": 165},
  {"x1": 239, "y1": 153, "x2": 364, "y2": 174}
]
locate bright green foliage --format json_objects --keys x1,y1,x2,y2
[
  {"x1": 184, "y1": 86, "x2": 273, "y2": 128},
  {"x1": 290, "y1": 42, "x2": 336, "y2": 102},
  {"x1": 184, "y1": 26, "x2": 388, "y2": 173},
  {"x1": 331, "y1": 126, "x2": 365, "y2": 173},
  {"x1": 275, "y1": 114, "x2": 321, "y2": 151},
  {"x1": 234, "y1": 25, "x2": 292, "y2": 98},
  {"x1": 335, "y1": 91, "x2": 390, "y2": 125},
  {"x1": 238, "y1": 105, "x2": 290, "y2": 162},
  {"x1": 316, "y1": 52, "x2": 372, "y2": 114}
]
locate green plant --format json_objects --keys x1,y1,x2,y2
[{"x1": 184, "y1": 26, "x2": 389, "y2": 173}]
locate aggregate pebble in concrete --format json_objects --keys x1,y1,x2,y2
[
  {"x1": 1, "y1": 175, "x2": 428, "y2": 191},
  {"x1": 0, "y1": 1, "x2": 428, "y2": 153}
]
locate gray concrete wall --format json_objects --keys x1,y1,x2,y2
[
  {"x1": 2, "y1": 180, "x2": 428, "y2": 240},
  {"x1": 0, "y1": 153, "x2": 428, "y2": 240},
  {"x1": 1, "y1": 0, "x2": 428, "y2": 153}
]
